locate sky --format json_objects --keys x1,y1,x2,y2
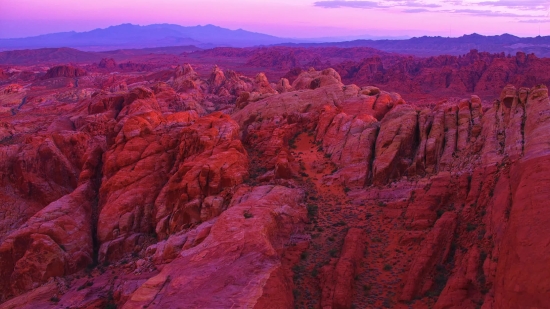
[{"x1": 1, "y1": 0, "x2": 550, "y2": 39}]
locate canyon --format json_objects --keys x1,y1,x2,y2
[{"x1": 1, "y1": 46, "x2": 550, "y2": 309}]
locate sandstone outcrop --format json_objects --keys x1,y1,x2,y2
[
  {"x1": 321, "y1": 228, "x2": 365, "y2": 309},
  {"x1": 2, "y1": 84, "x2": 22, "y2": 94},
  {"x1": 42, "y1": 65, "x2": 87, "y2": 79},
  {"x1": 122, "y1": 185, "x2": 306, "y2": 309},
  {"x1": 93, "y1": 88, "x2": 248, "y2": 261},
  {"x1": 334, "y1": 50, "x2": 550, "y2": 101},
  {"x1": 401, "y1": 212, "x2": 457, "y2": 301},
  {"x1": 372, "y1": 104, "x2": 417, "y2": 185},
  {"x1": 98, "y1": 58, "x2": 117, "y2": 69},
  {"x1": 0, "y1": 82, "x2": 250, "y2": 299},
  {"x1": 0, "y1": 70, "x2": 8, "y2": 80},
  {"x1": 292, "y1": 68, "x2": 343, "y2": 90},
  {"x1": 492, "y1": 85, "x2": 550, "y2": 308},
  {"x1": 0, "y1": 137, "x2": 102, "y2": 300}
]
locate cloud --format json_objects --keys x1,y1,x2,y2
[
  {"x1": 403, "y1": 8, "x2": 431, "y2": 13},
  {"x1": 476, "y1": 1, "x2": 549, "y2": 10},
  {"x1": 452, "y1": 9, "x2": 537, "y2": 17},
  {"x1": 313, "y1": 1, "x2": 381, "y2": 8},
  {"x1": 519, "y1": 19, "x2": 550, "y2": 23},
  {"x1": 313, "y1": 0, "x2": 549, "y2": 19},
  {"x1": 314, "y1": 1, "x2": 441, "y2": 9}
]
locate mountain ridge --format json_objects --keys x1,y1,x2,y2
[
  {"x1": 277, "y1": 33, "x2": 550, "y2": 56},
  {"x1": 2, "y1": 24, "x2": 550, "y2": 56},
  {"x1": 0, "y1": 23, "x2": 295, "y2": 51}
]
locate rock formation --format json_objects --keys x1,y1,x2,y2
[
  {"x1": 334, "y1": 50, "x2": 550, "y2": 101},
  {"x1": 42, "y1": 65, "x2": 87, "y2": 79},
  {"x1": 1, "y1": 57, "x2": 550, "y2": 309},
  {"x1": 98, "y1": 58, "x2": 117, "y2": 69}
]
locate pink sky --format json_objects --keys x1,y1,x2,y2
[{"x1": 1, "y1": 0, "x2": 549, "y2": 39}]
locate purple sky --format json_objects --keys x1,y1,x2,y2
[{"x1": 1, "y1": 0, "x2": 549, "y2": 39}]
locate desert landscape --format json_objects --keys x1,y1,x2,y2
[
  {"x1": 2, "y1": 39, "x2": 550, "y2": 308},
  {"x1": 2, "y1": 1, "x2": 550, "y2": 308}
]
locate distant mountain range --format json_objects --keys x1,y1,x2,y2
[
  {"x1": 1, "y1": 23, "x2": 550, "y2": 57},
  {"x1": 281, "y1": 33, "x2": 550, "y2": 57},
  {"x1": 0, "y1": 23, "x2": 297, "y2": 51}
]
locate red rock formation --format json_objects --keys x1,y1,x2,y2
[
  {"x1": 122, "y1": 185, "x2": 306, "y2": 309},
  {"x1": 492, "y1": 85, "x2": 550, "y2": 308},
  {"x1": 292, "y1": 67, "x2": 343, "y2": 90},
  {"x1": 372, "y1": 104, "x2": 417, "y2": 185},
  {"x1": 247, "y1": 48, "x2": 298, "y2": 70},
  {"x1": 0, "y1": 81, "x2": 250, "y2": 300},
  {"x1": 98, "y1": 58, "x2": 117, "y2": 69},
  {"x1": 117, "y1": 62, "x2": 155, "y2": 72},
  {"x1": 93, "y1": 88, "x2": 248, "y2": 260},
  {"x1": 435, "y1": 247, "x2": 481, "y2": 309},
  {"x1": 321, "y1": 228, "x2": 365, "y2": 309},
  {"x1": 3, "y1": 57, "x2": 550, "y2": 309},
  {"x1": 334, "y1": 50, "x2": 550, "y2": 101},
  {"x1": 283, "y1": 67, "x2": 303, "y2": 84},
  {"x1": 316, "y1": 106, "x2": 379, "y2": 187},
  {"x1": 233, "y1": 77, "x2": 550, "y2": 308},
  {"x1": 275, "y1": 77, "x2": 292, "y2": 93},
  {"x1": 2, "y1": 84, "x2": 22, "y2": 94},
  {"x1": 0, "y1": 70, "x2": 9, "y2": 80},
  {"x1": 253, "y1": 72, "x2": 276, "y2": 94},
  {"x1": 42, "y1": 65, "x2": 86, "y2": 79},
  {"x1": 274, "y1": 150, "x2": 293, "y2": 179},
  {"x1": 401, "y1": 212, "x2": 457, "y2": 301},
  {"x1": 0, "y1": 139, "x2": 102, "y2": 300}
]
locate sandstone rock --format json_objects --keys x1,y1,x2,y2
[
  {"x1": 98, "y1": 58, "x2": 117, "y2": 69},
  {"x1": 148, "y1": 219, "x2": 216, "y2": 265},
  {"x1": 0, "y1": 122, "x2": 15, "y2": 141},
  {"x1": 372, "y1": 104, "x2": 418, "y2": 185},
  {"x1": 333, "y1": 49, "x2": 550, "y2": 102},
  {"x1": 274, "y1": 150, "x2": 293, "y2": 179},
  {"x1": 172, "y1": 63, "x2": 203, "y2": 93},
  {"x1": 493, "y1": 85, "x2": 550, "y2": 308},
  {"x1": 411, "y1": 108, "x2": 433, "y2": 175},
  {"x1": 435, "y1": 247, "x2": 481, "y2": 309},
  {"x1": 425, "y1": 108, "x2": 446, "y2": 173},
  {"x1": 4, "y1": 54, "x2": 550, "y2": 309},
  {"x1": 98, "y1": 109, "x2": 247, "y2": 261},
  {"x1": 208, "y1": 65, "x2": 226, "y2": 90},
  {"x1": 439, "y1": 105, "x2": 458, "y2": 170},
  {"x1": 42, "y1": 65, "x2": 86, "y2": 79},
  {"x1": 318, "y1": 108, "x2": 379, "y2": 187},
  {"x1": 0, "y1": 179, "x2": 98, "y2": 300},
  {"x1": 292, "y1": 68, "x2": 343, "y2": 90},
  {"x1": 457, "y1": 99, "x2": 472, "y2": 152},
  {"x1": 254, "y1": 72, "x2": 277, "y2": 94},
  {"x1": 11, "y1": 132, "x2": 91, "y2": 205},
  {"x1": 275, "y1": 78, "x2": 292, "y2": 93},
  {"x1": 321, "y1": 228, "x2": 365, "y2": 309},
  {"x1": 403, "y1": 172, "x2": 454, "y2": 229},
  {"x1": 2, "y1": 84, "x2": 22, "y2": 94},
  {"x1": 401, "y1": 212, "x2": 457, "y2": 301},
  {"x1": 122, "y1": 185, "x2": 306, "y2": 309}
]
